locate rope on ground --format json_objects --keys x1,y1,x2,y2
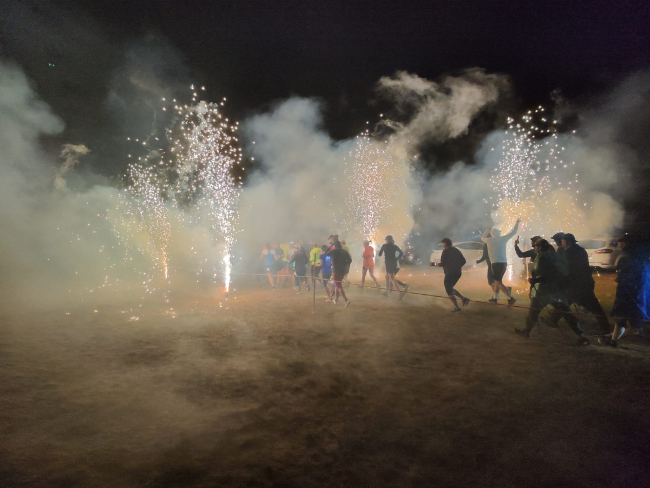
[{"x1": 230, "y1": 271, "x2": 649, "y2": 324}]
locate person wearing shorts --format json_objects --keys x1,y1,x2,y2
[
  {"x1": 261, "y1": 243, "x2": 276, "y2": 289},
  {"x1": 437, "y1": 238, "x2": 469, "y2": 312},
  {"x1": 378, "y1": 235, "x2": 407, "y2": 299},
  {"x1": 319, "y1": 245, "x2": 333, "y2": 299},
  {"x1": 309, "y1": 242, "x2": 322, "y2": 286},
  {"x1": 481, "y1": 219, "x2": 520, "y2": 306},
  {"x1": 360, "y1": 240, "x2": 380, "y2": 290},
  {"x1": 325, "y1": 241, "x2": 352, "y2": 307}
]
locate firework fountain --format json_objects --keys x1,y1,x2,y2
[
  {"x1": 111, "y1": 88, "x2": 241, "y2": 297},
  {"x1": 171, "y1": 94, "x2": 242, "y2": 293},
  {"x1": 344, "y1": 130, "x2": 414, "y2": 248}
]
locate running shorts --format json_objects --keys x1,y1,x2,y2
[
  {"x1": 362, "y1": 265, "x2": 374, "y2": 271},
  {"x1": 344, "y1": 264, "x2": 350, "y2": 275},
  {"x1": 491, "y1": 262, "x2": 507, "y2": 282},
  {"x1": 333, "y1": 272, "x2": 344, "y2": 289},
  {"x1": 444, "y1": 272, "x2": 462, "y2": 296},
  {"x1": 385, "y1": 262, "x2": 399, "y2": 274},
  {"x1": 321, "y1": 271, "x2": 332, "y2": 281}
]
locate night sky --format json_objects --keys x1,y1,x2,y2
[{"x1": 1, "y1": 0, "x2": 649, "y2": 196}]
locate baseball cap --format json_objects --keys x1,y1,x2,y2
[{"x1": 563, "y1": 233, "x2": 577, "y2": 243}]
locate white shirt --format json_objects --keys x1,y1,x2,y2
[{"x1": 481, "y1": 221, "x2": 519, "y2": 263}]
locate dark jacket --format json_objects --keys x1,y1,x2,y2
[
  {"x1": 476, "y1": 243, "x2": 491, "y2": 265},
  {"x1": 563, "y1": 244, "x2": 594, "y2": 296},
  {"x1": 440, "y1": 246, "x2": 466, "y2": 275},
  {"x1": 378, "y1": 243, "x2": 403, "y2": 264},
  {"x1": 289, "y1": 250, "x2": 309, "y2": 276},
  {"x1": 515, "y1": 244, "x2": 536, "y2": 260},
  {"x1": 612, "y1": 250, "x2": 648, "y2": 320},
  {"x1": 326, "y1": 248, "x2": 352, "y2": 275},
  {"x1": 529, "y1": 249, "x2": 564, "y2": 302}
]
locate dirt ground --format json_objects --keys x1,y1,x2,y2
[{"x1": 1, "y1": 267, "x2": 649, "y2": 487}]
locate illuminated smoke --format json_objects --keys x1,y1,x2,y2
[
  {"x1": 345, "y1": 131, "x2": 410, "y2": 243},
  {"x1": 54, "y1": 144, "x2": 90, "y2": 190},
  {"x1": 489, "y1": 106, "x2": 584, "y2": 237}
]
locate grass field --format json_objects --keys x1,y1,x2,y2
[{"x1": 1, "y1": 267, "x2": 648, "y2": 487}]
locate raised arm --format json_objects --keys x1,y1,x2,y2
[
  {"x1": 481, "y1": 226, "x2": 493, "y2": 243},
  {"x1": 503, "y1": 219, "x2": 520, "y2": 240}
]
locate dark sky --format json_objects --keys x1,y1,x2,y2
[{"x1": 1, "y1": 0, "x2": 649, "y2": 172}]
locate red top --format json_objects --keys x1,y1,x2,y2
[{"x1": 362, "y1": 245, "x2": 375, "y2": 268}]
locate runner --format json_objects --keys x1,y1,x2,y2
[
  {"x1": 435, "y1": 238, "x2": 470, "y2": 312},
  {"x1": 340, "y1": 239, "x2": 351, "y2": 288},
  {"x1": 481, "y1": 219, "x2": 520, "y2": 306},
  {"x1": 261, "y1": 243, "x2": 276, "y2": 289},
  {"x1": 359, "y1": 240, "x2": 381, "y2": 290},
  {"x1": 326, "y1": 241, "x2": 352, "y2": 307},
  {"x1": 319, "y1": 245, "x2": 333, "y2": 300},
  {"x1": 378, "y1": 235, "x2": 407, "y2": 299},
  {"x1": 288, "y1": 244, "x2": 310, "y2": 293},
  {"x1": 309, "y1": 242, "x2": 322, "y2": 287}
]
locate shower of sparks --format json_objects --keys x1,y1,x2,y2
[
  {"x1": 489, "y1": 106, "x2": 584, "y2": 238},
  {"x1": 489, "y1": 107, "x2": 585, "y2": 280},
  {"x1": 171, "y1": 98, "x2": 241, "y2": 292},
  {"x1": 105, "y1": 89, "x2": 241, "y2": 297},
  {"x1": 344, "y1": 131, "x2": 406, "y2": 244},
  {"x1": 114, "y1": 163, "x2": 172, "y2": 290}
]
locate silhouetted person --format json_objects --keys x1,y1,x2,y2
[
  {"x1": 436, "y1": 238, "x2": 470, "y2": 312},
  {"x1": 599, "y1": 236, "x2": 649, "y2": 347},
  {"x1": 515, "y1": 239, "x2": 590, "y2": 346},
  {"x1": 544, "y1": 233, "x2": 610, "y2": 334}
]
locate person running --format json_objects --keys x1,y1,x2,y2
[
  {"x1": 436, "y1": 238, "x2": 470, "y2": 312},
  {"x1": 543, "y1": 233, "x2": 610, "y2": 334},
  {"x1": 309, "y1": 242, "x2": 322, "y2": 287},
  {"x1": 359, "y1": 240, "x2": 381, "y2": 290},
  {"x1": 476, "y1": 240, "x2": 499, "y2": 303},
  {"x1": 326, "y1": 241, "x2": 352, "y2": 306},
  {"x1": 599, "y1": 236, "x2": 649, "y2": 347},
  {"x1": 481, "y1": 219, "x2": 520, "y2": 306},
  {"x1": 261, "y1": 243, "x2": 277, "y2": 289},
  {"x1": 515, "y1": 234, "x2": 542, "y2": 295},
  {"x1": 289, "y1": 244, "x2": 310, "y2": 293},
  {"x1": 378, "y1": 235, "x2": 408, "y2": 299},
  {"x1": 515, "y1": 239, "x2": 590, "y2": 346},
  {"x1": 340, "y1": 239, "x2": 351, "y2": 288},
  {"x1": 319, "y1": 245, "x2": 333, "y2": 300}
]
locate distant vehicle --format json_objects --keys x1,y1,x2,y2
[
  {"x1": 430, "y1": 241, "x2": 485, "y2": 267},
  {"x1": 580, "y1": 237, "x2": 622, "y2": 269},
  {"x1": 401, "y1": 244, "x2": 422, "y2": 266}
]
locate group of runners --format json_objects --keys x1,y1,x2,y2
[
  {"x1": 260, "y1": 221, "x2": 649, "y2": 347},
  {"x1": 260, "y1": 235, "x2": 411, "y2": 308}
]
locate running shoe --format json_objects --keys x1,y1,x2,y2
[
  {"x1": 507, "y1": 296, "x2": 517, "y2": 307},
  {"x1": 461, "y1": 297, "x2": 470, "y2": 307},
  {"x1": 344, "y1": 300, "x2": 351, "y2": 308},
  {"x1": 451, "y1": 307, "x2": 461, "y2": 313},
  {"x1": 325, "y1": 297, "x2": 333, "y2": 302},
  {"x1": 488, "y1": 298, "x2": 498, "y2": 304},
  {"x1": 382, "y1": 291, "x2": 388, "y2": 297},
  {"x1": 398, "y1": 284, "x2": 409, "y2": 301}
]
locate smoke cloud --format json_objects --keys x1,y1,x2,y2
[
  {"x1": 376, "y1": 68, "x2": 511, "y2": 154},
  {"x1": 0, "y1": 55, "x2": 647, "y2": 307}
]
